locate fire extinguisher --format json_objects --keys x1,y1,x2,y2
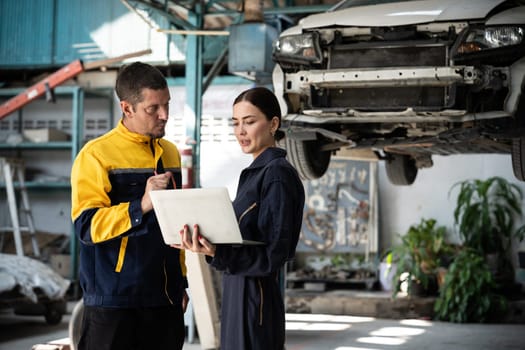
[{"x1": 181, "y1": 147, "x2": 193, "y2": 188}]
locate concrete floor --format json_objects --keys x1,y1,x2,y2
[{"x1": 1, "y1": 303, "x2": 525, "y2": 350}]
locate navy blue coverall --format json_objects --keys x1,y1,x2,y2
[{"x1": 208, "y1": 147, "x2": 305, "y2": 350}]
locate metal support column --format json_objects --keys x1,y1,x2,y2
[
  {"x1": 70, "y1": 87, "x2": 84, "y2": 286},
  {"x1": 184, "y1": 6, "x2": 221, "y2": 349},
  {"x1": 185, "y1": 5, "x2": 204, "y2": 189}
]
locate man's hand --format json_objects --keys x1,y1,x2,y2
[{"x1": 141, "y1": 171, "x2": 173, "y2": 213}]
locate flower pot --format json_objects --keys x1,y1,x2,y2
[
  {"x1": 379, "y1": 262, "x2": 397, "y2": 291},
  {"x1": 409, "y1": 275, "x2": 438, "y2": 297},
  {"x1": 518, "y1": 251, "x2": 525, "y2": 269}
]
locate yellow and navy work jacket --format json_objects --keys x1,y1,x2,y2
[{"x1": 71, "y1": 120, "x2": 187, "y2": 308}]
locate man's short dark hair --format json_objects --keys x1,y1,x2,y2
[{"x1": 115, "y1": 62, "x2": 167, "y2": 107}]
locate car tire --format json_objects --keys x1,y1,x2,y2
[
  {"x1": 284, "y1": 135, "x2": 331, "y2": 180},
  {"x1": 69, "y1": 299, "x2": 84, "y2": 350},
  {"x1": 44, "y1": 303, "x2": 64, "y2": 325},
  {"x1": 512, "y1": 137, "x2": 525, "y2": 181},
  {"x1": 385, "y1": 153, "x2": 418, "y2": 185}
]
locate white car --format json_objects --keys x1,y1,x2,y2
[{"x1": 272, "y1": 0, "x2": 525, "y2": 184}]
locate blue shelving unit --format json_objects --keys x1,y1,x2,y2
[{"x1": 0, "y1": 85, "x2": 113, "y2": 284}]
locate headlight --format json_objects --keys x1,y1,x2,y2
[
  {"x1": 457, "y1": 26, "x2": 524, "y2": 54},
  {"x1": 273, "y1": 33, "x2": 322, "y2": 63}
]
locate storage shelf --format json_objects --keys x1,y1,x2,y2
[
  {"x1": 0, "y1": 85, "x2": 114, "y2": 282},
  {"x1": 0, "y1": 141, "x2": 73, "y2": 150},
  {"x1": 0, "y1": 181, "x2": 70, "y2": 189}
]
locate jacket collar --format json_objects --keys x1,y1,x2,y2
[
  {"x1": 116, "y1": 118, "x2": 154, "y2": 145},
  {"x1": 248, "y1": 147, "x2": 287, "y2": 170}
]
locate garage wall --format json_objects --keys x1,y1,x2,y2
[
  {"x1": 377, "y1": 154, "x2": 525, "y2": 254},
  {"x1": 0, "y1": 0, "x2": 227, "y2": 69}
]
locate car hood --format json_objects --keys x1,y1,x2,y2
[{"x1": 288, "y1": 0, "x2": 507, "y2": 34}]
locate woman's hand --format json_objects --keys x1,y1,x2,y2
[{"x1": 172, "y1": 224, "x2": 216, "y2": 257}]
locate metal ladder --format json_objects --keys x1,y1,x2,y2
[{"x1": 0, "y1": 157, "x2": 40, "y2": 257}]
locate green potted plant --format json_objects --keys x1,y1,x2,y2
[
  {"x1": 391, "y1": 218, "x2": 453, "y2": 297},
  {"x1": 451, "y1": 176, "x2": 525, "y2": 283},
  {"x1": 434, "y1": 248, "x2": 506, "y2": 323}
]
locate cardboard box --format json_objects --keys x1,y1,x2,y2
[
  {"x1": 23, "y1": 128, "x2": 69, "y2": 142},
  {"x1": 49, "y1": 254, "x2": 71, "y2": 278}
]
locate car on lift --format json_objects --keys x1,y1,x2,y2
[{"x1": 272, "y1": 0, "x2": 525, "y2": 185}]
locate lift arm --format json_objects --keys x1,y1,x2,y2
[{"x1": 0, "y1": 49, "x2": 152, "y2": 120}]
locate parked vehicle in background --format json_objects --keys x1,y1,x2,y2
[{"x1": 272, "y1": 0, "x2": 525, "y2": 185}]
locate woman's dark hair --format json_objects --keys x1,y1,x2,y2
[
  {"x1": 233, "y1": 87, "x2": 285, "y2": 141},
  {"x1": 115, "y1": 62, "x2": 167, "y2": 107}
]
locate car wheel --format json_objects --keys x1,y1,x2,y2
[
  {"x1": 284, "y1": 135, "x2": 331, "y2": 180},
  {"x1": 69, "y1": 299, "x2": 84, "y2": 350},
  {"x1": 512, "y1": 137, "x2": 525, "y2": 181},
  {"x1": 385, "y1": 153, "x2": 418, "y2": 185},
  {"x1": 44, "y1": 303, "x2": 64, "y2": 325}
]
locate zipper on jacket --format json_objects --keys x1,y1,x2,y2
[
  {"x1": 163, "y1": 259, "x2": 174, "y2": 305},
  {"x1": 258, "y1": 278, "x2": 264, "y2": 326},
  {"x1": 239, "y1": 202, "x2": 257, "y2": 224},
  {"x1": 150, "y1": 139, "x2": 158, "y2": 173}
]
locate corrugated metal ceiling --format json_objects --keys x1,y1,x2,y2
[{"x1": 0, "y1": 0, "x2": 340, "y2": 85}]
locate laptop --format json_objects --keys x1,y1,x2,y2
[{"x1": 150, "y1": 187, "x2": 264, "y2": 246}]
